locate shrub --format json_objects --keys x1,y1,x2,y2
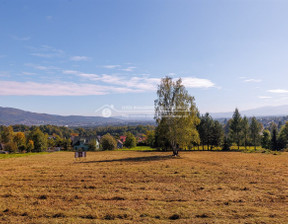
[
  {"x1": 124, "y1": 132, "x2": 136, "y2": 148},
  {"x1": 100, "y1": 134, "x2": 117, "y2": 150}
]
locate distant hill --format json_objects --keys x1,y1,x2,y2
[
  {"x1": 210, "y1": 105, "x2": 288, "y2": 119},
  {"x1": 0, "y1": 106, "x2": 129, "y2": 126},
  {"x1": 1, "y1": 105, "x2": 287, "y2": 126}
]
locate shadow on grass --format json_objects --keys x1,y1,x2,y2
[{"x1": 80, "y1": 155, "x2": 174, "y2": 163}]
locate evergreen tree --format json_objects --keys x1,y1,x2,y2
[
  {"x1": 250, "y1": 117, "x2": 262, "y2": 150},
  {"x1": 229, "y1": 108, "x2": 243, "y2": 150},
  {"x1": 278, "y1": 121, "x2": 288, "y2": 150},
  {"x1": 198, "y1": 113, "x2": 214, "y2": 150},
  {"x1": 261, "y1": 129, "x2": 271, "y2": 149},
  {"x1": 211, "y1": 120, "x2": 224, "y2": 149},
  {"x1": 270, "y1": 122, "x2": 278, "y2": 151},
  {"x1": 241, "y1": 116, "x2": 250, "y2": 150}
]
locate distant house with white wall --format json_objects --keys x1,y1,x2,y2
[{"x1": 72, "y1": 136, "x2": 100, "y2": 151}]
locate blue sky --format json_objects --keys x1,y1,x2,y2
[{"x1": 1, "y1": 0, "x2": 288, "y2": 116}]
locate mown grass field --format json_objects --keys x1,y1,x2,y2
[
  {"x1": 1, "y1": 150, "x2": 288, "y2": 223},
  {"x1": 0, "y1": 152, "x2": 49, "y2": 159}
]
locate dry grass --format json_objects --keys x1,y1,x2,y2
[{"x1": 1, "y1": 151, "x2": 288, "y2": 223}]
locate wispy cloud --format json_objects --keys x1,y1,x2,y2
[
  {"x1": 6, "y1": 67, "x2": 216, "y2": 96},
  {"x1": 21, "y1": 72, "x2": 36, "y2": 76},
  {"x1": 11, "y1": 35, "x2": 31, "y2": 41},
  {"x1": 0, "y1": 80, "x2": 139, "y2": 96},
  {"x1": 25, "y1": 63, "x2": 59, "y2": 71},
  {"x1": 0, "y1": 71, "x2": 10, "y2": 77},
  {"x1": 182, "y1": 77, "x2": 215, "y2": 88},
  {"x1": 29, "y1": 45, "x2": 65, "y2": 58},
  {"x1": 62, "y1": 70, "x2": 79, "y2": 75},
  {"x1": 268, "y1": 89, "x2": 288, "y2": 94},
  {"x1": 243, "y1": 79, "x2": 262, "y2": 83},
  {"x1": 103, "y1": 65, "x2": 120, "y2": 69},
  {"x1": 76, "y1": 72, "x2": 215, "y2": 90},
  {"x1": 30, "y1": 53, "x2": 58, "y2": 58},
  {"x1": 70, "y1": 56, "x2": 91, "y2": 61},
  {"x1": 78, "y1": 73, "x2": 100, "y2": 80},
  {"x1": 258, "y1": 96, "x2": 272, "y2": 99},
  {"x1": 120, "y1": 66, "x2": 136, "y2": 72}
]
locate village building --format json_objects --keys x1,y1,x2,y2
[{"x1": 72, "y1": 136, "x2": 100, "y2": 151}]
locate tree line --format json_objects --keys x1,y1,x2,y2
[
  {"x1": 0, "y1": 124, "x2": 150, "y2": 153},
  {"x1": 149, "y1": 76, "x2": 288, "y2": 155},
  {"x1": 2, "y1": 77, "x2": 288, "y2": 154}
]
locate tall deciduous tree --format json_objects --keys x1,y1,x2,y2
[
  {"x1": 26, "y1": 140, "x2": 34, "y2": 152},
  {"x1": 229, "y1": 108, "x2": 243, "y2": 150},
  {"x1": 13, "y1": 132, "x2": 26, "y2": 152},
  {"x1": 1, "y1": 126, "x2": 14, "y2": 144},
  {"x1": 28, "y1": 128, "x2": 48, "y2": 152},
  {"x1": 145, "y1": 130, "x2": 155, "y2": 148},
  {"x1": 154, "y1": 77, "x2": 200, "y2": 156},
  {"x1": 250, "y1": 117, "x2": 262, "y2": 150}
]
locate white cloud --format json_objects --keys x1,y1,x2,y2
[
  {"x1": 25, "y1": 63, "x2": 59, "y2": 71},
  {"x1": 0, "y1": 80, "x2": 139, "y2": 96},
  {"x1": 77, "y1": 72, "x2": 158, "y2": 90},
  {"x1": 78, "y1": 73, "x2": 100, "y2": 80},
  {"x1": 62, "y1": 70, "x2": 79, "y2": 75},
  {"x1": 21, "y1": 72, "x2": 36, "y2": 76},
  {"x1": 126, "y1": 77, "x2": 160, "y2": 90},
  {"x1": 268, "y1": 89, "x2": 288, "y2": 94},
  {"x1": 258, "y1": 96, "x2": 272, "y2": 99},
  {"x1": 120, "y1": 66, "x2": 136, "y2": 72},
  {"x1": 181, "y1": 77, "x2": 215, "y2": 88},
  {"x1": 29, "y1": 45, "x2": 65, "y2": 58},
  {"x1": 103, "y1": 65, "x2": 120, "y2": 69},
  {"x1": 0, "y1": 71, "x2": 10, "y2": 77},
  {"x1": 30, "y1": 53, "x2": 57, "y2": 58},
  {"x1": 70, "y1": 56, "x2": 91, "y2": 61},
  {"x1": 100, "y1": 74, "x2": 125, "y2": 84},
  {"x1": 11, "y1": 35, "x2": 31, "y2": 41},
  {"x1": 244, "y1": 79, "x2": 262, "y2": 83}
]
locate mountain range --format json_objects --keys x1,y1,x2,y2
[
  {"x1": 0, "y1": 105, "x2": 287, "y2": 126},
  {"x1": 0, "y1": 106, "x2": 127, "y2": 126},
  {"x1": 210, "y1": 105, "x2": 288, "y2": 118}
]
